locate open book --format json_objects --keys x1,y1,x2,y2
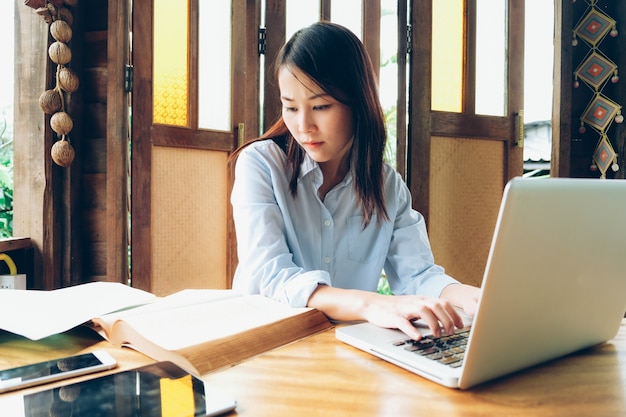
[{"x1": 0, "y1": 282, "x2": 332, "y2": 376}]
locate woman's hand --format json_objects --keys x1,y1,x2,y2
[
  {"x1": 307, "y1": 285, "x2": 469, "y2": 340},
  {"x1": 440, "y1": 283, "x2": 480, "y2": 318},
  {"x1": 361, "y1": 293, "x2": 465, "y2": 340}
]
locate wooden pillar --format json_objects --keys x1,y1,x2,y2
[{"x1": 14, "y1": 2, "x2": 59, "y2": 289}]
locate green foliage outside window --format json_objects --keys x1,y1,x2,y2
[{"x1": 0, "y1": 113, "x2": 13, "y2": 238}]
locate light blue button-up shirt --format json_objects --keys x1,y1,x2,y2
[{"x1": 231, "y1": 140, "x2": 458, "y2": 307}]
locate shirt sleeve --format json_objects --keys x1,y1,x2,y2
[
  {"x1": 383, "y1": 170, "x2": 460, "y2": 297},
  {"x1": 230, "y1": 144, "x2": 331, "y2": 307}
]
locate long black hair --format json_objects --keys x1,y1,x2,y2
[{"x1": 231, "y1": 22, "x2": 388, "y2": 224}]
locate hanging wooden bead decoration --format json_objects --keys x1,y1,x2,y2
[{"x1": 25, "y1": 0, "x2": 79, "y2": 167}]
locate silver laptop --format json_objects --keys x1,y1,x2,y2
[{"x1": 336, "y1": 177, "x2": 626, "y2": 389}]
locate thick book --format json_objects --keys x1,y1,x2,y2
[{"x1": 0, "y1": 282, "x2": 332, "y2": 376}]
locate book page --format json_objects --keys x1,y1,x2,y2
[
  {"x1": 117, "y1": 294, "x2": 312, "y2": 351},
  {"x1": 0, "y1": 282, "x2": 156, "y2": 340},
  {"x1": 96, "y1": 289, "x2": 241, "y2": 327}
]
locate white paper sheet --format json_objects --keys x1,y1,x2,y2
[{"x1": 0, "y1": 282, "x2": 156, "y2": 340}]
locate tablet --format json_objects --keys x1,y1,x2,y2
[
  {"x1": 0, "y1": 350, "x2": 117, "y2": 393},
  {"x1": 0, "y1": 361, "x2": 236, "y2": 416}
]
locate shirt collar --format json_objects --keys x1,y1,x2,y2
[
  {"x1": 300, "y1": 152, "x2": 318, "y2": 178},
  {"x1": 298, "y1": 152, "x2": 353, "y2": 187}
]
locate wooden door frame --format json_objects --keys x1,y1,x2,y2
[
  {"x1": 408, "y1": 0, "x2": 524, "y2": 222},
  {"x1": 551, "y1": 0, "x2": 572, "y2": 178},
  {"x1": 14, "y1": 4, "x2": 53, "y2": 289},
  {"x1": 107, "y1": 0, "x2": 132, "y2": 286},
  {"x1": 227, "y1": 0, "x2": 262, "y2": 284},
  {"x1": 131, "y1": 0, "x2": 154, "y2": 291},
  {"x1": 132, "y1": 0, "x2": 256, "y2": 292}
]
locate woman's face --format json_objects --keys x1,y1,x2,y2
[{"x1": 278, "y1": 66, "x2": 354, "y2": 169}]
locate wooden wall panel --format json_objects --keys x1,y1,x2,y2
[
  {"x1": 83, "y1": 31, "x2": 107, "y2": 68},
  {"x1": 81, "y1": 174, "x2": 106, "y2": 208},
  {"x1": 82, "y1": 137, "x2": 106, "y2": 173},
  {"x1": 79, "y1": 0, "x2": 110, "y2": 283},
  {"x1": 150, "y1": 147, "x2": 229, "y2": 296},
  {"x1": 82, "y1": 68, "x2": 108, "y2": 104},
  {"x1": 84, "y1": 242, "x2": 107, "y2": 279},
  {"x1": 83, "y1": 208, "x2": 107, "y2": 241},
  {"x1": 82, "y1": 103, "x2": 107, "y2": 139},
  {"x1": 429, "y1": 136, "x2": 505, "y2": 288}
]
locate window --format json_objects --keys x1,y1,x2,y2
[{"x1": 0, "y1": 0, "x2": 14, "y2": 237}]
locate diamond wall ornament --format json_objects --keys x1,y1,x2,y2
[
  {"x1": 582, "y1": 94, "x2": 621, "y2": 131},
  {"x1": 575, "y1": 52, "x2": 617, "y2": 89},
  {"x1": 593, "y1": 136, "x2": 617, "y2": 179},
  {"x1": 572, "y1": 1, "x2": 621, "y2": 179},
  {"x1": 574, "y1": 8, "x2": 616, "y2": 46}
]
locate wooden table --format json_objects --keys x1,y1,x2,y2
[{"x1": 1, "y1": 321, "x2": 625, "y2": 416}]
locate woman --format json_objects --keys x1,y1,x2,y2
[{"x1": 230, "y1": 22, "x2": 479, "y2": 340}]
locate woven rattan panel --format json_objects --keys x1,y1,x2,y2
[
  {"x1": 429, "y1": 136, "x2": 505, "y2": 288},
  {"x1": 151, "y1": 147, "x2": 228, "y2": 296}
]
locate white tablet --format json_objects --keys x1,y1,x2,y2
[{"x1": 0, "y1": 350, "x2": 117, "y2": 393}]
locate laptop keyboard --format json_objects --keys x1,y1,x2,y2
[{"x1": 392, "y1": 328, "x2": 470, "y2": 368}]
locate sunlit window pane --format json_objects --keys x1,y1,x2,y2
[
  {"x1": 331, "y1": 0, "x2": 362, "y2": 39},
  {"x1": 432, "y1": 0, "x2": 463, "y2": 112},
  {"x1": 475, "y1": 0, "x2": 506, "y2": 116},
  {"x1": 198, "y1": 0, "x2": 232, "y2": 131},
  {"x1": 524, "y1": 0, "x2": 553, "y2": 123},
  {"x1": 380, "y1": 0, "x2": 398, "y2": 167},
  {"x1": 153, "y1": 0, "x2": 188, "y2": 126},
  {"x1": 286, "y1": 0, "x2": 319, "y2": 40}
]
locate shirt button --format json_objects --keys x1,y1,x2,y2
[
  {"x1": 324, "y1": 256, "x2": 331, "y2": 264},
  {"x1": 323, "y1": 219, "x2": 331, "y2": 227}
]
